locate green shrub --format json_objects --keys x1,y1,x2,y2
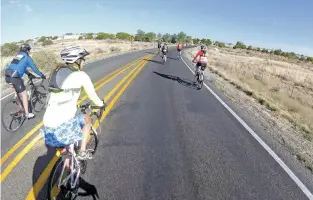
[
  {"x1": 38, "y1": 36, "x2": 47, "y2": 42},
  {"x1": 1, "y1": 43, "x2": 19, "y2": 56},
  {"x1": 233, "y1": 41, "x2": 246, "y2": 49},
  {"x1": 306, "y1": 56, "x2": 313, "y2": 62},
  {"x1": 78, "y1": 36, "x2": 83, "y2": 40},
  {"x1": 116, "y1": 32, "x2": 132, "y2": 40},
  {"x1": 86, "y1": 33, "x2": 93, "y2": 39},
  {"x1": 96, "y1": 32, "x2": 115, "y2": 40},
  {"x1": 31, "y1": 50, "x2": 58, "y2": 73},
  {"x1": 42, "y1": 40, "x2": 53, "y2": 46},
  {"x1": 247, "y1": 45, "x2": 253, "y2": 50},
  {"x1": 214, "y1": 41, "x2": 226, "y2": 48}
]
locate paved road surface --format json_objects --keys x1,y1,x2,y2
[{"x1": 1, "y1": 48, "x2": 312, "y2": 200}]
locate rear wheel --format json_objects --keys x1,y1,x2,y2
[
  {"x1": 1, "y1": 98, "x2": 25, "y2": 132},
  {"x1": 47, "y1": 157, "x2": 79, "y2": 200}
]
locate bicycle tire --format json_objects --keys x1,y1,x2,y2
[
  {"x1": 1, "y1": 98, "x2": 25, "y2": 132},
  {"x1": 47, "y1": 157, "x2": 78, "y2": 200},
  {"x1": 31, "y1": 85, "x2": 48, "y2": 112},
  {"x1": 88, "y1": 117, "x2": 100, "y2": 155}
]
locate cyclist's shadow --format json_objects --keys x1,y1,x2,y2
[{"x1": 32, "y1": 143, "x2": 99, "y2": 199}]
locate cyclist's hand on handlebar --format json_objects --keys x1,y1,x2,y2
[
  {"x1": 41, "y1": 74, "x2": 46, "y2": 79},
  {"x1": 28, "y1": 73, "x2": 36, "y2": 79}
]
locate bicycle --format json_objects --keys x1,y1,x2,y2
[
  {"x1": 47, "y1": 100, "x2": 105, "y2": 200},
  {"x1": 1, "y1": 76, "x2": 48, "y2": 132},
  {"x1": 193, "y1": 63, "x2": 204, "y2": 90}
]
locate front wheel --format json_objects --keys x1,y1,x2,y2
[
  {"x1": 1, "y1": 98, "x2": 25, "y2": 132},
  {"x1": 31, "y1": 85, "x2": 48, "y2": 112}
]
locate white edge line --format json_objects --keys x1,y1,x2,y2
[
  {"x1": 181, "y1": 56, "x2": 313, "y2": 200},
  {"x1": 0, "y1": 48, "x2": 153, "y2": 101}
]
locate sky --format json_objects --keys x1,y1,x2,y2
[{"x1": 1, "y1": 0, "x2": 313, "y2": 56}]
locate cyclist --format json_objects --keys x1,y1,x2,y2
[
  {"x1": 4, "y1": 43, "x2": 46, "y2": 119},
  {"x1": 157, "y1": 41, "x2": 161, "y2": 53},
  {"x1": 192, "y1": 45, "x2": 208, "y2": 74},
  {"x1": 41, "y1": 45, "x2": 105, "y2": 160},
  {"x1": 161, "y1": 42, "x2": 168, "y2": 59},
  {"x1": 177, "y1": 43, "x2": 183, "y2": 58}
]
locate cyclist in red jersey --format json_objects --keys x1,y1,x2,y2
[
  {"x1": 192, "y1": 45, "x2": 208, "y2": 73},
  {"x1": 177, "y1": 43, "x2": 183, "y2": 58}
]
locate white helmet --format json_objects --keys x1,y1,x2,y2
[{"x1": 60, "y1": 45, "x2": 90, "y2": 63}]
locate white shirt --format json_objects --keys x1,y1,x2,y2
[{"x1": 43, "y1": 70, "x2": 103, "y2": 128}]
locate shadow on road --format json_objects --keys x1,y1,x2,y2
[
  {"x1": 153, "y1": 71, "x2": 198, "y2": 90},
  {"x1": 32, "y1": 143, "x2": 56, "y2": 199},
  {"x1": 167, "y1": 56, "x2": 178, "y2": 60},
  {"x1": 144, "y1": 59, "x2": 163, "y2": 65}
]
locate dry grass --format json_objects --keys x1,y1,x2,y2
[
  {"x1": 187, "y1": 47, "x2": 313, "y2": 139},
  {"x1": 185, "y1": 46, "x2": 313, "y2": 172},
  {"x1": 1, "y1": 39, "x2": 155, "y2": 91}
]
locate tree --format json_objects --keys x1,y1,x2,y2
[
  {"x1": 299, "y1": 55, "x2": 306, "y2": 61},
  {"x1": 116, "y1": 32, "x2": 132, "y2": 40},
  {"x1": 177, "y1": 31, "x2": 187, "y2": 43},
  {"x1": 78, "y1": 36, "x2": 83, "y2": 40},
  {"x1": 185, "y1": 36, "x2": 193, "y2": 44},
  {"x1": 144, "y1": 32, "x2": 156, "y2": 42},
  {"x1": 1, "y1": 43, "x2": 19, "y2": 56},
  {"x1": 135, "y1": 29, "x2": 146, "y2": 41},
  {"x1": 193, "y1": 38, "x2": 200, "y2": 44},
  {"x1": 247, "y1": 45, "x2": 253, "y2": 50},
  {"x1": 162, "y1": 33, "x2": 171, "y2": 43},
  {"x1": 256, "y1": 47, "x2": 261, "y2": 51},
  {"x1": 171, "y1": 34, "x2": 177, "y2": 43},
  {"x1": 52, "y1": 36, "x2": 58, "y2": 40},
  {"x1": 157, "y1": 33, "x2": 162, "y2": 40},
  {"x1": 214, "y1": 41, "x2": 225, "y2": 48}
]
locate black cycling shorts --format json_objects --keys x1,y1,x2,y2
[
  {"x1": 4, "y1": 69, "x2": 26, "y2": 93},
  {"x1": 196, "y1": 62, "x2": 207, "y2": 71},
  {"x1": 177, "y1": 48, "x2": 182, "y2": 52},
  {"x1": 162, "y1": 50, "x2": 167, "y2": 55}
]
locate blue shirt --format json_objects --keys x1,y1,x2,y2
[{"x1": 7, "y1": 52, "x2": 42, "y2": 77}]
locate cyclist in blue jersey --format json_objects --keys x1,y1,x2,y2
[{"x1": 4, "y1": 43, "x2": 46, "y2": 119}]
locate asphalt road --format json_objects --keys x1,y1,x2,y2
[{"x1": 1, "y1": 48, "x2": 313, "y2": 200}]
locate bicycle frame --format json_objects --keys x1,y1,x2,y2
[{"x1": 57, "y1": 142, "x2": 81, "y2": 190}]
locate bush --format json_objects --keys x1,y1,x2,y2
[
  {"x1": 38, "y1": 36, "x2": 47, "y2": 42},
  {"x1": 1, "y1": 43, "x2": 19, "y2": 56},
  {"x1": 233, "y1": 41, "x2": 246, "y2": 49},
  {"x1": 214, "y1": 41, "x2": 226, "y2": 48},
  {"x1": 78, "y1": 36, "x2": 83, "y2": 40},
  {"x1": 42, "y1": 40, "x2": 53, "y2": 46},
  {"x1": 52, "y1": 36, "x2": 58, "y2": 40},
  {"x1": 247, "y1": 45, "x2": 253, "y2": 50},
  {"x1": 32, "y1": 51, "x2": 58, "y2": 73},
  {"x1": 306, "y1": 56, "x2": 313, "y2": 62},
  {"x1": 96, "y1": 32, "x2": 115, "y2": 40},
  {"x1": 116, "y1": 32, "x2": 132, "y2": 40},
  {"x1": 86, "y1": 33, "x2": 93, "y2": 39},
  {"x1": 273, "y1": 49, "x2": 282, "y2": 55}
]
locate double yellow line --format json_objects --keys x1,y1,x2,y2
[
  {"x1": 0, "y1": 54, "x2": 153, "y2": 184},
  {"x1": 25, "y1": 54, "x2": 153, "y2": 199}
]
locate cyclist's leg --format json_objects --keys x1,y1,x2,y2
[
  {"x1": 11, "y1": 77, "x2": 33, "y2": 118},
  {"x1": 80, "y1": 114, "x2": 92, "y2": 152}
]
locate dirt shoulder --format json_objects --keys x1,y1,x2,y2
[{"x1": 184, "y1": 47, "x2": 313, "y2": 173}]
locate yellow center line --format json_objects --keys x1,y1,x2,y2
[
  {"x1": 0, "y1": 54, "x2": 150, "y2": 166},
  {"x1": 25, "y1": 55, "x2": 152, "y2": 199}
]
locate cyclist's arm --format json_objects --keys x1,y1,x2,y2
[
  {"x1": 80, "y1": 71, "x2": 104, "y2": 107},
  {"x1": 26, "y1": 56, "x2": 43, "y2": 77},
  {"x1": 192, "y1": 51, "x2": 200, "y2": 62}
]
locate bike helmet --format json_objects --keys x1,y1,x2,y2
[
  {"x1": 201, "y1": 45, "x2": 207, "y2": 53},
  {"x1": 60, "y1": 45, "x2": 90, "y2": 64},
  {"x1": 20, "y1": 43, "x2": 31, "y2": 52}
]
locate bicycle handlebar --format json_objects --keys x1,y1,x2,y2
[{"x1": 78, "y1": 100, "x2": 106, "y2": 119}]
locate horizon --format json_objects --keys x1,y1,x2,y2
[{"x1": 1, "y1": 0, "x2": 313, "y2": 56}]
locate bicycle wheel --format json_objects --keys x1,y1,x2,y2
[
  {"x1": 1, "y1": 98, "x2": 25, "y2": 132},
  {"x1": 31, "y1": 85, "x2": 48, "y2": 112},
  {"x1": 47, "y1": 157, "x2": 79, "y2": 200},
  {"x1": 87, "y1": 116, "x2": 100, "y2": 155}
]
